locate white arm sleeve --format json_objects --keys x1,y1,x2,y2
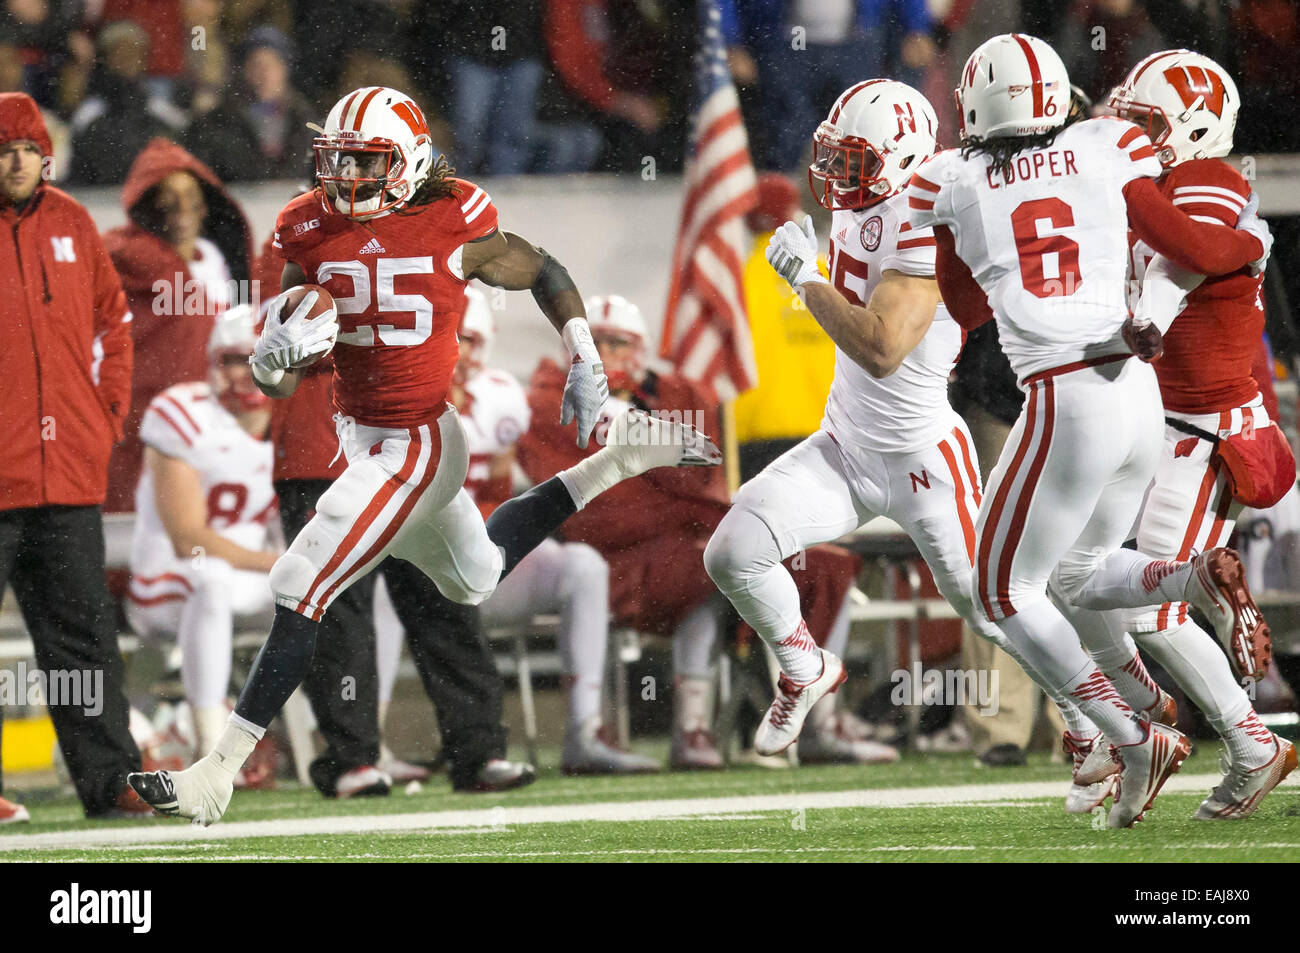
[{"x1": 1134, "y1": 253, "x2": 1205, "y2": 334}]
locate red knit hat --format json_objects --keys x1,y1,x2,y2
[
  {"x1": 0, "y1": 92, "x2": 53, "y2": 156},
  {"x1": 745, "y1": 172, "x2": 801, "y2": 233}
]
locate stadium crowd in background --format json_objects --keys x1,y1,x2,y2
[{"x1": 2, "y1": 0, "x2": 1297, "y2": 183}]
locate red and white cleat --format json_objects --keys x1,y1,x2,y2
[
  {"x1": 754, "y1": 650, "x2": 847, "y2": 757},
  {"x1": 0, "y1": 795, "x2": 30, "y2": 824},
  {"x1": 1195, "y1": 736, "x2": 1297, "y2": 820},
  {"x1": 335, "y1": 765, "x2": 392, "y2": 799},
  {"x1": 1187, "y1": 548, "x2": 1271, "y2": 680},
  {"x1": 1108, "y1": 721, "x2": 1192, "y2": 828},
  {"x1": 1062, "y1": 731, "x2": 1116, "y2": 814}
]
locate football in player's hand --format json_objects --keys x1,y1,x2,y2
[{"x1": 279, "y1": 283, "x2": 338, "y2": 368}]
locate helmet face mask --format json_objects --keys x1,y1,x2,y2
[
  {"x1": 315, "y1": 136, "x2": 405, "y2": 216},
  {"x1": 809, "y1": 122, "x2": 887, "y2": 210},
  {"x1": 211, "y1": 352, "x2": 268, "y2": 413}
]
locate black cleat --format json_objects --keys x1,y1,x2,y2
[
  {"x1": 127, "y1": 770, "x2": 180, "y2": 816},
  {"x1": 453, "y1": 759, "x2": 537, "y2": 793}
]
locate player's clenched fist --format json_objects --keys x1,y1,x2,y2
[
  {"x1": 1121, "y1": 315, "x2": 1164, "y2": 363},
  {"x1": 560, "y1": 317, "x2": 609, "y2": 448},
  {"x1": 250, "y1": 286, "x2": 340, "y2": 385},
  {"x1": 766, "y1": 215, "x2": 828, "y2": 289}
]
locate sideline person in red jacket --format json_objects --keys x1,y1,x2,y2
[
  {"x1": 0, "y1": 92, "x2": 148, "y2": 823},
  {"x1": 103, "y1": 138, "x2": 253, "y2": 512}
]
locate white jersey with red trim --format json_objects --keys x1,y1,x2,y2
[
  {"x1": 461, "y1": 368, "x2": 531, "y2": 506},
  {"x1": 130, "y1": 382, "x2": 277, "y2": 588},
  {"x1": 906, "y1": 119, "x2": 1163, "y2": 379},
  {"x1": 823, "y1": 188, "x2": 961, "y2": 454}
]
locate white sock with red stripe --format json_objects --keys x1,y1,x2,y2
[
  {"x1": 1135, "y1": 620, "x2": 1267, "y2": 763},
  {"x1": 1068, "y1": 549, "x2": 1194, "y2": 610},
  {"x1": 994, "y1": 602, "x2": 1143, "y2": 744},
  {"x1": 772, "y1": 620, "x2": 823, "y2": 683},
  {"x1": 1223, "y1": 711, "x2": 1276, "y2": 768},
  {"x1": 1090, "y1": 644, "x2": 1161, "y2": 713}
]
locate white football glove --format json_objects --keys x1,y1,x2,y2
[
  {"x1": 560, "y1": 317, "x2": 609, "y2": 449},
  {"x1": 250, "y1": 289, "x2": 339, "y2": 382},
  {"x1": 766, "y1": 215, "x2": 828, "y2": 289},
  {"x1": 1236, "y1": 192, "x2": 1272, "y2": 277}
]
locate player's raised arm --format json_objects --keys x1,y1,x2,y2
[
  {"x1": 767, "y1": 215, "x2": 940, "y2": 377},
  {"x1": 463, "y1": 230, "x2": 609, "y2": 448},
  {"x1": 1123, "y1": 177, "x2": 1270, "y2": 276}
]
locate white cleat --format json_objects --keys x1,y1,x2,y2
[
  {"x1": 128, "y1": 764, "x2": 233, "y2": 827},
  {"x1": 754, "y1": 650, "x2": 847, "y2": 757},
  {"x1": 1107, "y1": 721, "x2": 1191, "y2": 828},
  {"x1": 1195, "y1": 736, "x2": 1297, "y2": 820},
  {"x1": 602, "y1": 408, "x2": 722, "y2": 476},
  {"x1": 1062, "y1": 731, "x2": 1117, "y2": 814},
  {"x1": 1186, "y1": 548, "x2": 1271, "y2": 680},
  {"x1": 1064, "y1": 688, "x2": 1176, "y2": 812},
  {"x1": 335, "y1": 765, "x2": 392, "y2": 798}
]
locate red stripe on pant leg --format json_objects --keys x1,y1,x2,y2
[
  {"x1": 1179, "y1": 460, "x2": 1234, "y2": 625},
  {"x1": 301, "y1": 434, "x2": 425, "y2": 612},
  {"x1": 953, "y1": 425, "x2": 982, "y2": 505},
  {"x1": 315, "y1": 428, "x2": 443, "y2": 610},
  {"x1": 977, "y1": 384, "x2": 1041, "y2": 620},
  {"x1": 937, "y1": 437, "x2": 977, "y2": 564},
  {"x1": 995, "y1": 379, "x2": 1057, "y2": 618},
  {"x1": 1161, "y1": 454, "x2": 1223, "y2": 629}
]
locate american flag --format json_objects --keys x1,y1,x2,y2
[{"x1": 658, "y1": 0, "x2": 759, "y2": 400}]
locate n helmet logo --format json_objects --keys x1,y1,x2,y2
[
  {"x1": 963, "y1": 57, "x2": 979, "y2": 90},
  {"x1": 392, "y1": 100, "x2": 430, "y2": 139},
  {"x1": 894, "y1": 102, "x2": 917, "y2": 139},
  {"x1": 1164, "y1": 65, "x2": 1226, "y2": 117}
]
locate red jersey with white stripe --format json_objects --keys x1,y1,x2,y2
[
  {"x1": 907, "y1": 119, "x2": 1163, "y2": 379},
  {"x1": 131, "y1": 382, "x2": 276, "y2": 583},
  {"x1": 272, "y1": 179, "x2": 499, "y2": 427},
  {"x1": 824, "y1": 188, "x2": 961, "y2": 454},
  {"x1": 460, "y1": 368, "x2": 531, "y2": 510},
  {"x1": 1128, "y1": 159, "x2": 1264, "y2": 414}
]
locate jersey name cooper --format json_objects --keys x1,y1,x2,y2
[
  {"x1": 822, "y1": 188, "x2": 962, "y2": 455},
  {"x1": 273, "y1": 180, "x2": 500, "y2": 428},
  {"x1": 907, "y1": 119, "x2": 1163, "y2": 379}
]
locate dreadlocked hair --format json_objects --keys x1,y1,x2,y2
[
  {"x1": 960, "y1": 105, "x2": 1086, "y2": 182},
  {"x1": 398, "y1": 154, "x2": 460, "y2": 210}
]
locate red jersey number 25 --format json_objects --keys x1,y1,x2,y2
[{"x1": 317, "y1": 257, "x2": 434, "y2": 346}]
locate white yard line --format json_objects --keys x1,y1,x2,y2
[{"x1": 0, "y1": 772, "x2": 1273, "y2": 853}]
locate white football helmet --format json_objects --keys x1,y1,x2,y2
[
  {"x1": 315, "y1": 86, "x2": 434, "y2": 219},
  {"x1": 810, "y1": 79, "x2": 938, "y2": 209},
  {"x1": 1109, "y1": 50, "x2": 1239, "y2": 168},
  {"x1": 956, "y1": 33, "x2": 1070, "y2": 141},
  {"x1": 208, "y1": 305, "x2": 267, "y2": 411},
  {"x1": 456, "y1": 285, "x2": 494, "y2": 384},
  {"x1": 586, "y1": 295, "x2": 648, "y2": 392}
]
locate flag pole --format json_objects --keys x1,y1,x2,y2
[{"x1": 723, "y1": 399, "x2": 741, "y2": 496}]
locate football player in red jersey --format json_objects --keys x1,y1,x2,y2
[
  {"x1": 1088, "y1": 51, "x2": 1296, "y2": 819},
  {"x1": 130, "y1": 87, "x2": 721, "y2": 825}
]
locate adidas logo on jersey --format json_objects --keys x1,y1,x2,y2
[{"x1": 359, "y1": 237, "x2": 386, "y2": 255}]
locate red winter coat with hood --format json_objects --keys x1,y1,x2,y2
[
  {"x1": 102, "y1": 138, "x2": 253, "y2": 511},
  {"x1": 518, "y1": 360, "x2": 861, "y2": 642},
  {"x1": 0, "y1": 93, "x2": 132, "y2": 512}
]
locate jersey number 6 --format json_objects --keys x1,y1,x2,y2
[
  {"x1": 1010, "y1": 198, "x2": 1081, "y2": 299},
  {"x1": 316, "y1": 257, "x2": 435, "y2": 346}
]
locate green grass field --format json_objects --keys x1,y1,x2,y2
[{"x1": 3, "y1": 748, "x2": 1298, "y2": 862}]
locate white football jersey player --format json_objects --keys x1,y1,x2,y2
[
  {"x1": 906, "y1": 117, "x2": 1162, "y2": 379},
  {"x1": 129, "y1": 382, "x2": 277, "y2": 594},
  {"x1": 823, "y1": 188, "x2": 962, "y2": 455}
]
